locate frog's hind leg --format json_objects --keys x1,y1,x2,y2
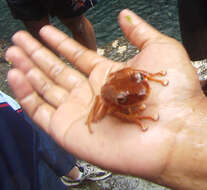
[{"x1": 86, "y1": 95, "x2": 107, "y2": 133}]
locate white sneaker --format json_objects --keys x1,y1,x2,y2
[
  {"x1": 76, "y1": 161, "x2": 112, "y2": 181},
  {"x1": 61, "y1": 161, "x2": 112, "y2": 187}
]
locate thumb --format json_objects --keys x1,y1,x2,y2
[{"x1": 119, "y1": 9, "x2": 166, "y2": 50}]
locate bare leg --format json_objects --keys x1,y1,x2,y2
[
  {"x1": 23, "y1": 17, "x2": 62, "y2": 55},
  {"x1": 23, "y1": 16, "x2": 50, "y2": 43},
  {"x1": 66, "y1": 166, "x2": 81, "y2": 180},
  {"x1": 59, "y1": 15, "x2": 97, "y2": 51}
]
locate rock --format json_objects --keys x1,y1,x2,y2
[
  {"x1": 0, "y1": 39, "x2": 13, "y2": 96},
  {"x1": 100, "y1": 37, "x2": 139, "y2": 62},
  {"x1": 192, "y1": 59, "x2": 207, "y2": 81}
]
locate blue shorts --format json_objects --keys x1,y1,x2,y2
[
  {"x1": 0, "y1": 91, "x2": 76, "y2": 190},
  {"x1": 6, "y1": 0, "x2": 98, "y2": 21}
]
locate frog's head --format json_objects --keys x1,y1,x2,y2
[{"x1": 101, "y1": 72, "x2": 150, "y2": 107}]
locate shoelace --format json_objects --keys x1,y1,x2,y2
[{"x1": 89, "y1": 0, "x2": 94, "y2": 7}]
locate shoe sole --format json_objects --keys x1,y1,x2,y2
[{"x1": 87, "y1": 172, "x2": 112, "y2": 181}]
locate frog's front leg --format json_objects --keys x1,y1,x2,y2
[{"x1": 135, "y1": 69, "x2": 169, "y2": 86}]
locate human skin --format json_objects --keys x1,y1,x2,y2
[
  {"x1": 6, "y1": 9, "x2": 207, "y2": 190},
  {"x1": 59, "y1": 15, "x2": 97, "y2": 51},
  {"x1": 24, "y1": 15, "x2": 97, "y2": 51}
]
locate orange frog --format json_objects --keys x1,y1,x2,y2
[{"x1": 86, "y1": 67, "x2": 168, "y2": 133}]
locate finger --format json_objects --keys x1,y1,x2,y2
[
  {"x1": 9, "y1": 32, "x2": 86, "y2": 92},
  {"x1": 119, "y1": 9, "x2": 166, "y2": 50},
  {"x1": 6, "y1": 46, "x2": 72, "y2": 108},
  {"x1": 7, "y1": 69, "x2": 55, "y2": 134},
  {"x1": 39, "y1": 25, "x2": 113, "y2": 76},
  {"x1": 29, "y1": 67, "x2": 72, "y2": 107},
  {"x1": 5, "y1": 46, "x2": 33, "y2": 73}
]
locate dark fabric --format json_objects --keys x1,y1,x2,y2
[
  {"x1": 178, "y1": 0, "x2": 207, "y2": 61},
  {"x1": 23, "y1": 112, "x2": 77, "y2": 177},
  {"x1": 6, "y1": 0, "x2": 48, "y2": 20},
  {"x1": 6, "y1": 0, "x2": 98, "y2": 20},
  {"x1": 0, "y1": 91, "x2": 77, "y2": 190},
  {"x1": 0, "y1": 103, "x2": 39, "y2": 190}
]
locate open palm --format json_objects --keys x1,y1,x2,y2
[{"x1": 7, "y1": 9, "x2": 205, "y2": 183}]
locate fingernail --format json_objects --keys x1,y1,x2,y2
[
  {"x1": 5, "y1": 55, "x2": 12, "y2": 65},
  {"x1": 123, "y1": 9, "x2": 141, "y2": 25},
  {"x1": 125, "y1": 15, "x2": 132, "y2": 24}
]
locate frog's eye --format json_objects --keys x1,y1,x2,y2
[
  {"x1": 117, "y1": 92, "x2": 128, "y2": 104},
  {"x1": 134, "y1": 73, "x2": 144, "y2": 82}
]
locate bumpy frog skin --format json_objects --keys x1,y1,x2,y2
[{"x1": 86, "y1": 67, "x2": 168, "y2": 133}]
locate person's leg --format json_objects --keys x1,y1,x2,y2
[
  {"x1": 23, "y1": 16, "x2": 50, "y2": 42},
  {"x1": 61, "y1": 161, "x2": 112, "y2": 187},
  {"x1": 178, "y1": 0, "x2": 207, "y2": 61},
  {"x1": 66, "y1": 166, "x2": 81, "y2": 180},
  {"x1": 59, "y1": 15, "x2": 97, "y2": 51},
  {"x1": 6, "y1": 0, "x2": 51, "y2": 43},
  {"x1": 0, "y1": 91, "x2": 39, "y2": 189}
]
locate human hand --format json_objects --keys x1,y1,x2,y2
[{"x1": 6, "y1": 9, "x2": 207, "y2": 190}]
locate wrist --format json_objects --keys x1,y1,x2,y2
[{"x1": 156, "y1": 96, "x2": 207, "y2": 190}]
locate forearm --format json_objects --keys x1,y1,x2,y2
[{"x1": 156, "y1": 96, "x2": 207, "y2": 190}]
